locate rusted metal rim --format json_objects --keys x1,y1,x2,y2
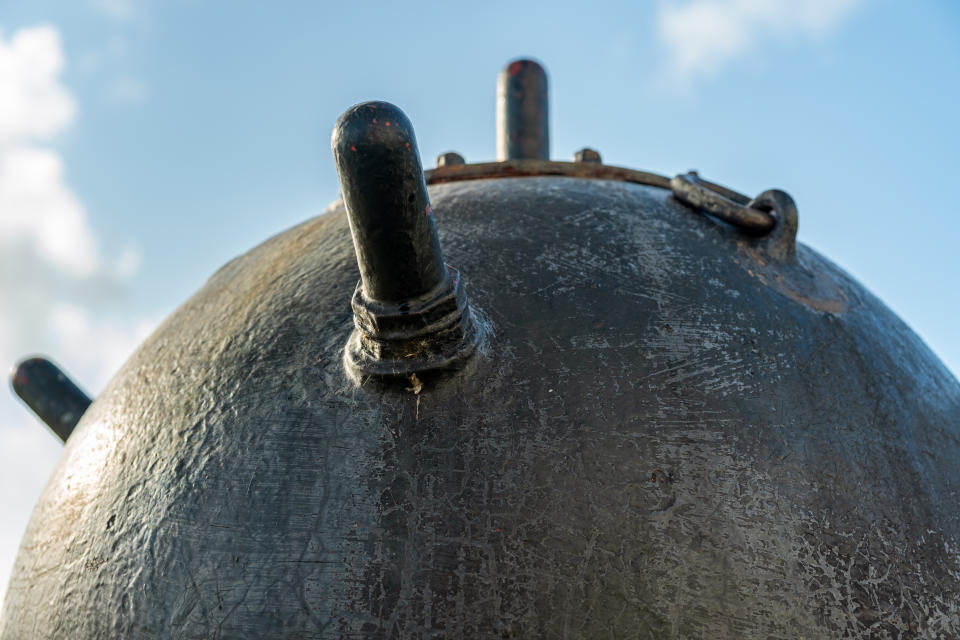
[
  {"x1": 670, "y1": 172, "x2": 776, "y2": 234},
  {"x1": 425, "y1": 160, "x2": 672, "y2": 190}
]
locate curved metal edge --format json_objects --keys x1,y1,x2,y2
[{"x1": 425, "y1": 160, "x2": 672, "y2": 190}]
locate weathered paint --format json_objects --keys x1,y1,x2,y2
[{"x1": 2, "y1": 177, "x2": 959, "y2": 638}]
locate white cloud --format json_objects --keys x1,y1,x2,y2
[
  {"x1": 0, "y1": 25, "x2": 154, "y2": 604},
  {"x1": 0, "y1": 26, "x2": 75, "y2": 143},
  {"x1": 657, "y1": 0, "x2": 863, "y2": 82},
  {"x1": 0, "y1": 146, "x2": 99, "y2": 276}
]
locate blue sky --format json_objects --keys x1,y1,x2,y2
[{"x1": 0, "y1": 0, "x2": 958, "y2": 603}]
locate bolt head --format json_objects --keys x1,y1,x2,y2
[
  {"x1": 436, "y1": 152, "x2": 465, "y2": 168},
  {"x1": 573, "y1": 148, "x2": 602, "y2": 164}
]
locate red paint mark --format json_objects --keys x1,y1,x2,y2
[
  {"x1": 405, "y1": 142, "x2": 410, "y2": 149},
  {"x1": 425, "y1": 204, "x2": 432, "y2": 216},
  {"x1": 508, "y1": 61, "x2": 523, "y2": 76},
  {"x1": 385, "y1": 121, "x2": 391, "y2": 127},
  {"x1": 496, "y1": 528, "x2": 502, "y2": 533},
  {"x1": 372, "y1": 117, "x2": 377, "y2": 123},
  {"x1": 351, "y1": 145, "x2": 356, "y2": 152}
]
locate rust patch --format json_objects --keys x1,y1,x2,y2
[{"x1": 738, "y1": 241, "x2": 850, "y2": 314}]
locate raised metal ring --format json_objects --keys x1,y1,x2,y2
[{"x1": 670, "y1": 172, "x2": 775, "y2": 235}]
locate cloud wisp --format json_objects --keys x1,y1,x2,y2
[
  {"x1": 93, "y1": 0, "x2": 137, "y2": 23},
  {"x1": 656, "y1": 0, "x2": 863, "y2": 84}
]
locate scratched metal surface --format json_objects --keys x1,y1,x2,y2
[{"x1": 3, "y1": 177, "x2": 959, "y2": 638}]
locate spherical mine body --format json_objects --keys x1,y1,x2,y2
[{"x1": 3, "y1": 170, "x2": 960, "y2": 638}]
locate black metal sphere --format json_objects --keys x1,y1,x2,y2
[{"x1": 3, "y1": 169, "x2": 959, "y2": 637}]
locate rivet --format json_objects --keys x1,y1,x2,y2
[
  {"x1": 436, "y1": 152, "x2": 465, "y2": 168},
  {"x1": 573, "y1": 148, "x2": 602, "y2": 164}
]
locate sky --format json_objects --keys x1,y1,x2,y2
[{"x1": 0, "y1": 0, "x2": 958, "y2": 605}]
